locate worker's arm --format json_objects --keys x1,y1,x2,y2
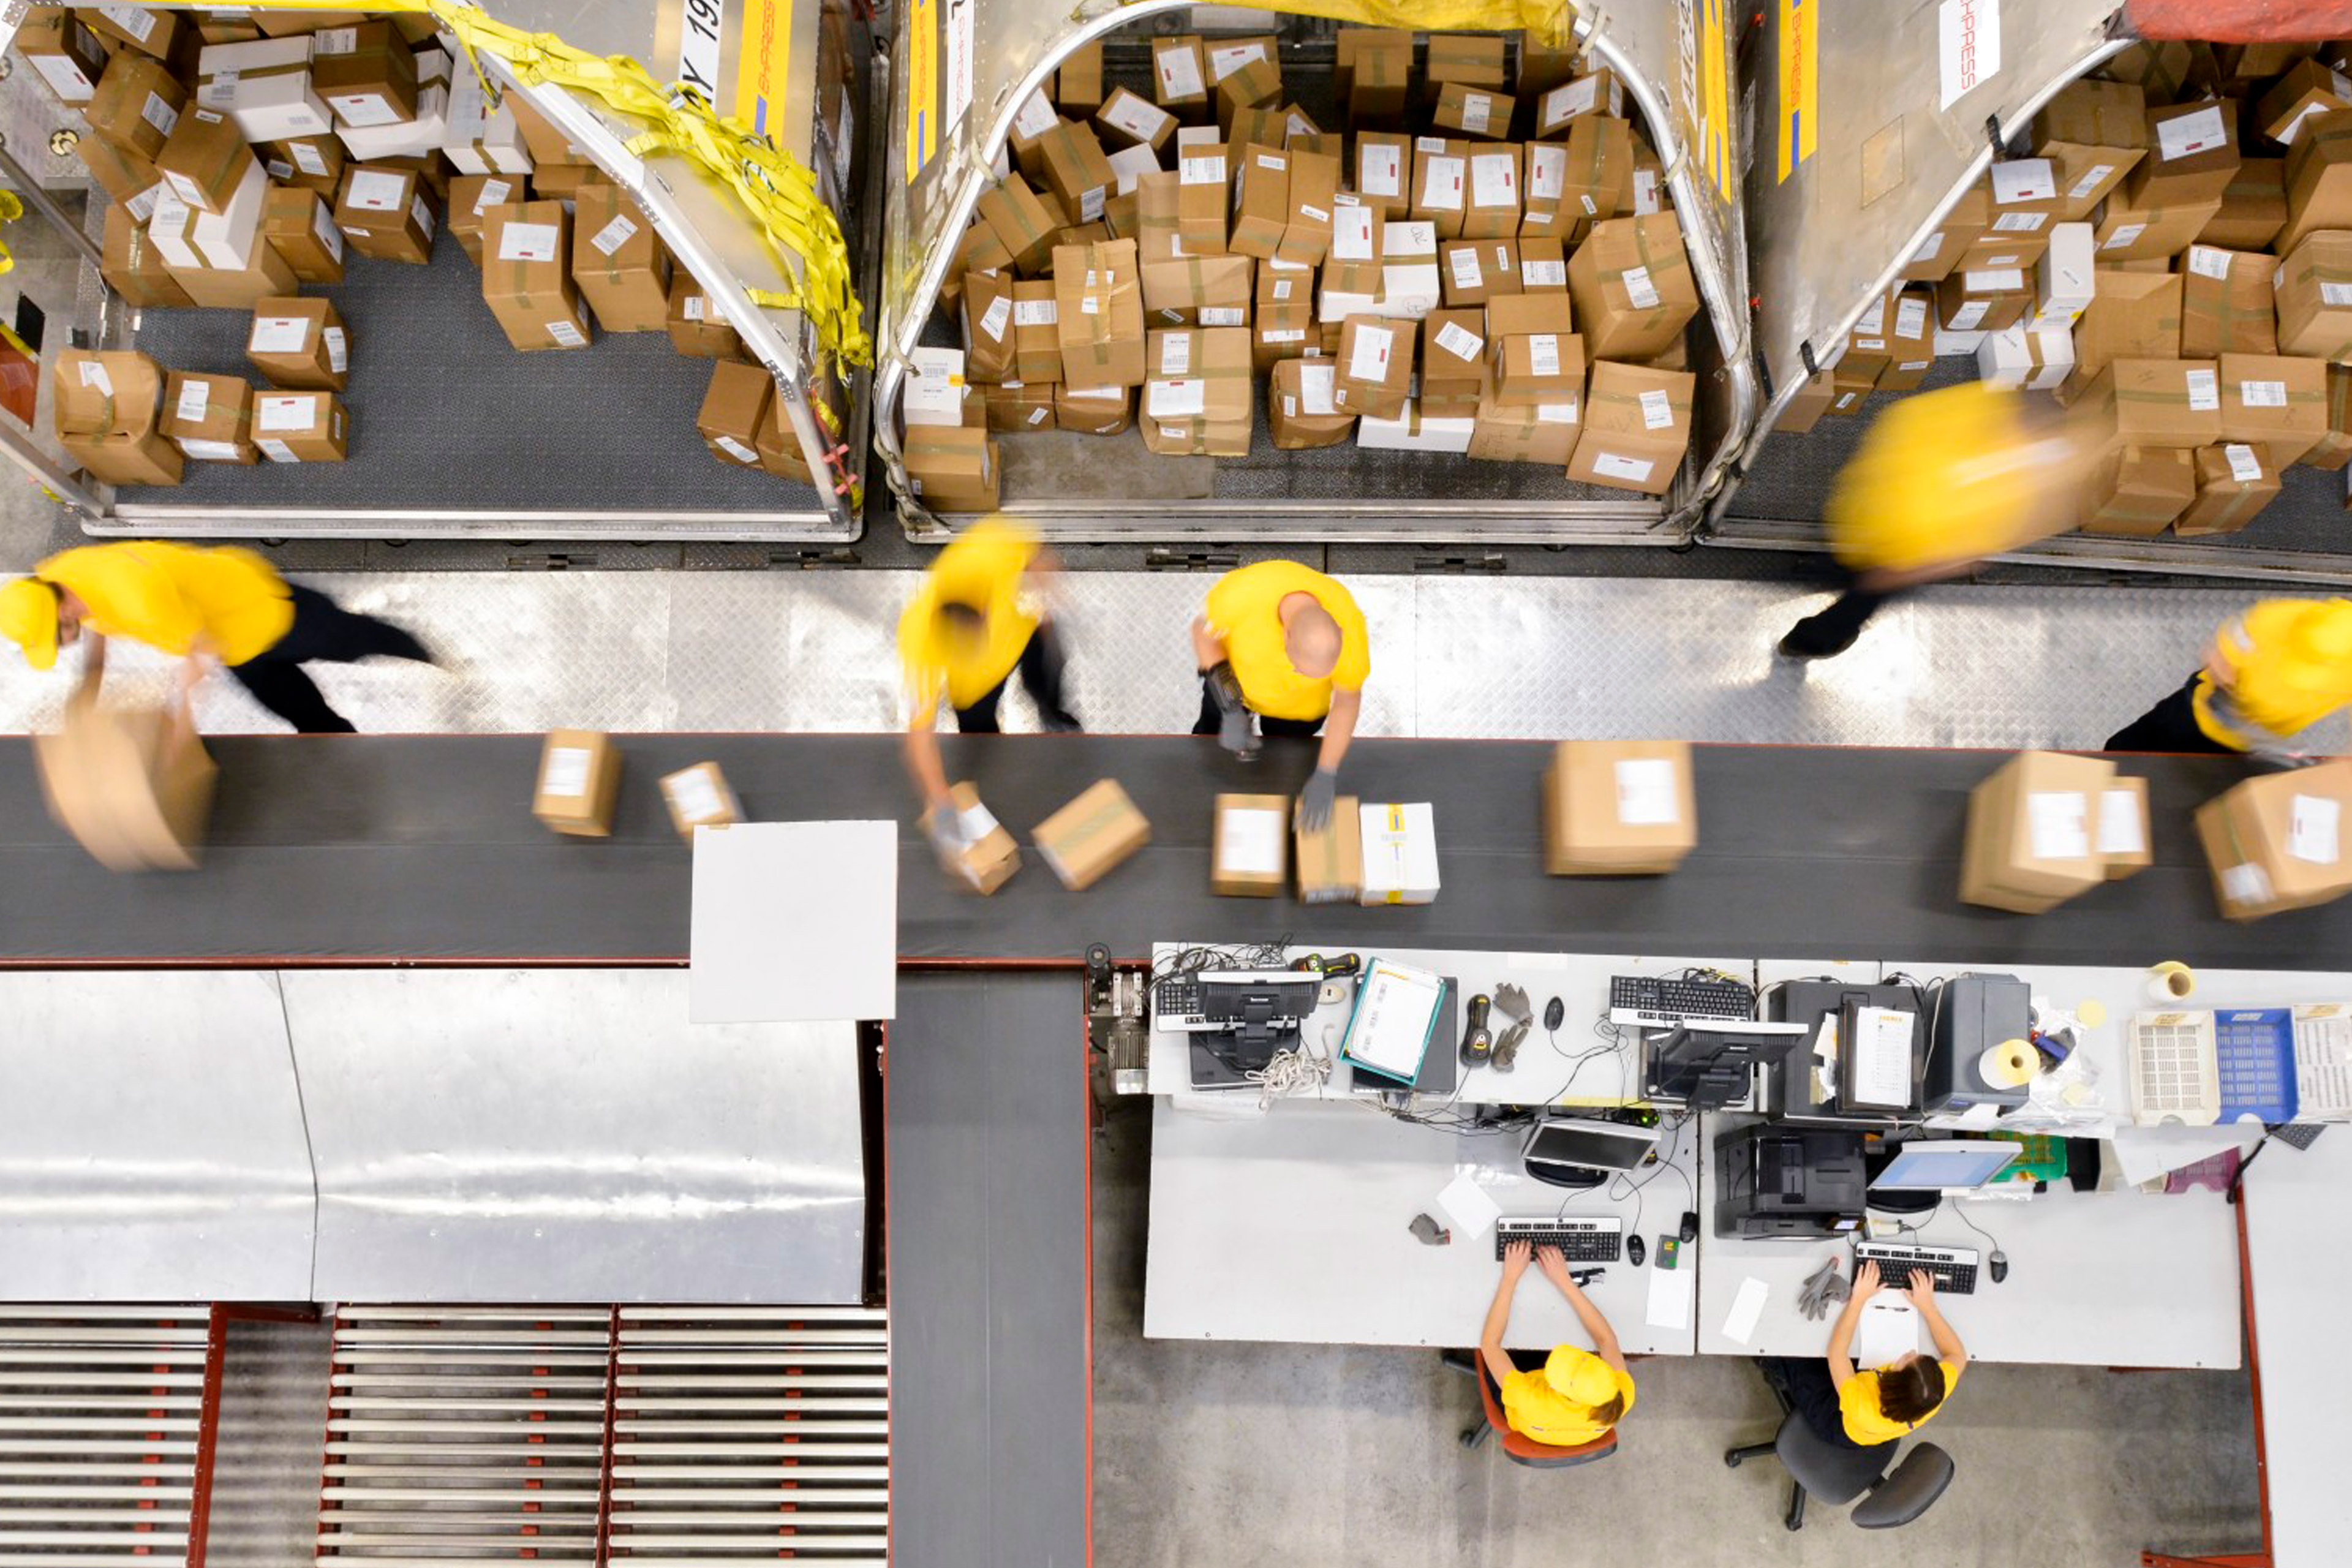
[
  {"x1": 900, "y1": 692, "x2": 953, "y2": 813},
  {"x1": 1316, "y1": 684, "x2": 1361, "y2": 775},
  {"x1": 1825, "y1": 1259, "x2": 1882, "y2": 1389},
  {"x1": 1537, "y1": 1245, "x2": 1626, "y2": 1373},
  {"x1": 1907, "y1": 1272, "x2": 1969, "y2": 1379},
  {"x1": 74, "y1": 631, "x2": 107, "y2": 704},
  {"x1": 1190, "y1": 615, "x2": 1228, "y2": 671},
  {"x1": 1478, "y1": 1240, "x2": 1532, "y2": 1385}
]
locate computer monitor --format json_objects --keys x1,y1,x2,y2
[
  {"x1": 1646, "y1": 1022, "x2": 1808, "y2": 1110},
  {"x1": 1868, "y1": 1139, "x2": 2021, "y2": 1194},
  {"x1": 1522, "y1": 1117, "x2": 1661, "y2": 1189}
]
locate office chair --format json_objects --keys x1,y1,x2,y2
[
  {"x1": 1724, "y1": 1385, "x2": 1954, "y2": 1530},
  {"x1": 1442, "y1": 1351, "x2": 1618, "y2": 1469}
]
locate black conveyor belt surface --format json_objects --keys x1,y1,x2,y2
[
  {"x1": 1, "y1": 733, "x2": 2340, "y2": 968},
  {"x1": 888, "y1": 971, "x2": 1087, "y2": 1568}
]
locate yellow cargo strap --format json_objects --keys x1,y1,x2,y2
[
  {"x1": 0, "y1": 190, "x2": 20, "y2": 277},
  {"x1": 1271, "y1": 1, "x2": 1576, "y2": 45}
]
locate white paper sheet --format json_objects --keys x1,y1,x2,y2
[
  {"x1": 2110, "y1": 1125, "x2": 2261, "y2": 1188},
  {"x1": 1434, "y1": 1171, "x2": 1501, "y2": 1240},
  {"x1": 689, "y1": 821, "x2": 897, "y2": 1023},
  {"x1": 1646, "y1": 1259, "x2": 1693, "y2": 1332},
  {"x1": 1854, "y1": 1297, "x2": 1922, "y2": 1368},
  {"x1": 1721, "y1": 1276, "x2": 1770, "y2": 1344}
]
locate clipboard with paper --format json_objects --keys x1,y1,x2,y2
[{"x1": 1340, "y1": 957, "x2": 1447, "y2": 1084}]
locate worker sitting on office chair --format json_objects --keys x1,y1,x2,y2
[
  {"x1": 2106, "y1": 597, "x2": 2352, "y2": 760},
  {"x1": 1476, "y1": 1240, "x2": 1636, "y2": 1446},
  {"x1": 1762, "y1": 1260, "x2": 1969, "y2": 1448},
  {"x1": 1190, "y1": 559, "x2": 1368, "y2": 832},
  {"x1": 899, "y1": 517, "x2": 1079, "y2": 853}
]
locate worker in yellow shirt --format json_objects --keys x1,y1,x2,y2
[
  {"x1": 1461, "y1": 1239, "x2": 1636, "y2": 1447},
  {"x1": 0, "y1": 542, "x2": 432, "y2": 733},
  {"x1": 899, "y1": 519, "x2": 1076, "y2": 849},
  {"x1": 1760, "y1": 1259, "x2": 1968, "y2": 1450},
  {"x1": 1778, "y1": 383, "x2": 2090, "y2": 660},
  {"x1": 1191, "y1": 559, "x2": 1368, "y2": 830},
  {"x1": 2107, "y1": 597, "x2": 2352, "y2": 757}
]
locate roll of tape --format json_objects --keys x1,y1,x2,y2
[
  {"x1": 2148, "y1": 961, "x2": 2196, "y2": 1003},
  {"x1": 1979, "y1": 1038, "x2": 2039, "y2": 1088}
]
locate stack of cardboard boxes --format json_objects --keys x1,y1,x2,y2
[{"x1": 915, "y1": 24, "x2": 1702, "y2": 510}]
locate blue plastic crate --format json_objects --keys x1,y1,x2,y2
[{"x1": 2214, "y1": 1008, "x2": 2298, "y2": 1125}]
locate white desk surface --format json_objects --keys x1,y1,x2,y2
[
  {"x1": 2241, "y1": 1129, "x2": 2352, "y2": 1568},
  {"x1": 1691, "y1": 1113, "x2": 2243, "y2": 1369},
  {"x1": 1148, "y1": 941, "x2": 1748, "y2": 1107},
  {"x1": 1145, "y1": 1096, "x2": 1703, "y2": 1354}
]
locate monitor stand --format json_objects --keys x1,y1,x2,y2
[
  {"x1": 1188, "y1": 1022, "x2": 1300, "y2": 1091},
  {"x1": 1525, "y1": 1160, "x2": 1611, "y2": 1191}
]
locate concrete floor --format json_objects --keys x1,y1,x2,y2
[{"x1": 1089, "y1": 1098, "x2": 2261, "y2": 1566}]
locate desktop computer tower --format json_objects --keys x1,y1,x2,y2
[
  {"x1": 1712, "y1": 1123, "x2": 1869, "y2": 1239},
  {"x1": 1922, "y1": 973, "x2": 2034, "y2": 1114}
]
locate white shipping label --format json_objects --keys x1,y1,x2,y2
[
  {"x1": 1159, "y1": 332, "x2": 1193, "y2": 376},
  {"x1": 1470, "y1": 154, "x2": 1516, "y2": 207},
  {"x1": 1950, "y1": 300, "x2": 1990, "y2": 330},
  {"x1": 1528, "y1": 145, "x2": 1566, "y2": 201},
  {"x1": 497, "y1": 221, "x2": 560, "y2": 263},
  {"x1": 2026, "y1": 790, "x2": 2090, "y2": 861},
  {"x1": 1911, "y1": 230, "x2": 1945, "y2": 262},
  {"x1": 1624, "y1": 265, "x2": 1661, "y2": 310},
  {"x1": 2187, "y1": 246, "x2": 2233, "y2": 281},
  {"x1": 1938, "y1": 0, "x2": 2002, "y2": 108},
  {"x1": 683, "y1": 295, "x2": 708, "y2": 322},
  {"x1": 29, "y1": 55, "x2": 96, "y2": 102},
  {"x1": 1024, "y1": 406, "x2": 1047, "y2": 426},
  {"x1": 1207, "y1": 42, "x2": 1266, "y2": 81},
  {"x1": 330, "y1": 91, "x2": 403, "y2": 129},
  {"x1": 1528, "y1": 334, "x2": 1561, "y2": 377},
  {"x1": 1461, "y1": 92, "x2": 1491, "y2": 132},
  {"x1": 1416, "y1": 135, "x2": 1447, "y2": 153},
  {"x1": 249, "y1": 315, "x2": 312, "y2": 354},
  {"x1": 1545, "y1": 77, "x2": 1598, "y2": 122},
  {"x1": 714, "y1": 434, "x2": 758, "y2": 463},
  {"x1": 1147, "y1": 378, "x2": 1205, "y2": 417},
  {"x1": 2284, "y1": 102, "x2": 2332, "y2": 147},
  {"x1": 2324, "y1": 282, "x2": 2352, "y2": 306},
  {"x1": 1856, "y1": 298, "x2": 1888, "y2": 335},
  {"x1": 1638, "y1": 388, "x2": 1675, "y2": 429},
  {"x1": 257, "y1": 395, "x2": 314, "y2": 433},
  {"x1": 2222, "y1": 861, "x2": 2274, "y2": 906},
  {"x1": 1013, "y1": 298, "x2": 1058, "y2": 326},
  {"x1": 666, "y1": 769, "x2": 726, "y2": 824},
  {"x1": 1632, "y1": 168, "x2": 1661, "y2": 214},
  {"x1": 2240, "y1": 380, "x2": 2288, "y2": 409},
  {"x1": 2067, "y1": 162, "x2": 2116, "y2": 200},
  {"x1": 1199, "y1": 306, "x2": 1245, "y2": 326},
  {"x1": 179, "y1": 437, "x2": 242, "y2": 461},
  {"x1": 313, "y1": 203, "x2": 344, "y2": 261},
  {"x1": 2101, "y1": 222, "x2": 2146, "y2": 251},
  {"x1": 1361, "y1": 145, "x2": 1402, "y2": 197},
  {"x1": 1298, "y1": 361, "x2": 1338, "y2": 415},
  {"x1": 323, "y1": 326, "x2": 347, "y2": 374},
  {"x1": 2097, "y1": 788, "x2": 2146, "y2": 856},
  {"x1": 1262, "y1": 328, "x2": 1305, "y2": 342},
  {"x1": 200, "y1": 72, "x2": 239, "y2": 109},
  {"x1": 1992, "y1": 211, "x2": 2048, "y2": 232},
  {"x1": 1591, "y1": 451, "x2": 1654, "y2": 482},
  {"x1": 1219, "y1": 807, "x2": 1286, "y2": 875},
  {"x1": 2186, "y1": 367, "x2": 2220, "y2": 410},
  {"x1": 314, "y1": 26, "x2": 358, "y2": 55},
  {"x1": 1895, "y1": 297, "x2": 1929, "y2": 339},
  {"x1": 2291, "y1": 793, "x2": 2343, "y2": 864},
  {"x1": 142, "y1": 92, "x2": 179, "y2": 137},
  {"x1": 411, "y1": 196, "x2": 435, "y2": 240},
  {"x1": 1255, "y1": 153, "x2": 1286, "y2": 172},
  {"x1": 1989, "y1": 159, "x2": 2056, "y2": 204},
  {"x1": 1435, "y1": 320, "x2": 1483, "y2": 362},
  {"x1": 1614, "y1": 758, "x2": 1681, "y2": 826},
  {"x1": 977, "y1": 296, "x2": 1012, "y2": 342},
  {"x1": 2159, "y1": 104, "x2": 2228, "y2": 160},
  {"x1": 257, "y1": 437, "x2": 296, "y2": 463},
  {"x1": 2225, "y1": 442, "x2": 2264, "y2": 481},
  {"x1": 1103, "y1": 95, "x2": 1170, "y2": 141},
  {"x1": 100, "y1": 4, "x2": 157, "y2": 43},
  {"x1": 1298, "y1": 203, "x2": 1329, "y2": 222},
  {"x1": 1281, "y1": 394, "x2": 1297, "y2": 417},
  {"x1": 1348, "y1": 325, "x2": 1394, "y2": 382},
  {"x1": 1449, "y1": 249, "x2": 1483, "y2": 290},
  {"x1": 1523, "y1": 258, "x2": 1566, "y2": 287},
  {"x1": 1421, "y1": 155, "x2": 1465, "y2": 209},
  {"x1": 541, "y1": 745, "x2": 592, "y2": 797},
  {"x1": 1155, "y1": 45, "x2": 1203, "y2": 100},
  {"x1": 1011, "y1": 91, "x2": 1054, "y2": 140},
  {"x1": 1333, "y1": 206, "x2": 1375, "y2": 258},
  {"x1": 1272, "y1": 277, "x2": 1294, "y2": 301},
  {"x1": 346, "y1": 170, "x2": 407, "y2": 211},
  {"x1": 1287, "y1": 111, "x2": 1313, "y2": 138},
  {"x1": 1178, "y1": 154, "x2": 1226, "y2": 186},
  {"x1": 174, "y1": 379, "x2": 212, "y2": 423},
  {"x1": 1966, "y1": 267, "x2": 2026, "y2": 292},
  {"x1": 1080, "y1": 186, "x2": 1104, "y2": 222},
  {"x1": 292, "y1": 140, "x2": 330, "y2": 176},
  {"x1": 589, "y1": 213, "x2": 639, "y2": 256}
]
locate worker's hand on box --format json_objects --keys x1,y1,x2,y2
[
  {"x1": 925, "y1": 805, "x2": 978, "y2": 861},
  {"x1": 1203, "y1": 660, "x2": 1259, "y2": 761},
  {"x1": 1298, "y1": 767, "x2": 1337, "y2": 832}
]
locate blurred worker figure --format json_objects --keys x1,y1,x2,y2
[
  {"x1": 1778, "y1": 383, "x2": 2092, "y2": 660},
  {"x1": 1463, "y1": 1238, "x2": 1636, "y2": 1447},
  {"x1": 900, "y1": 518, "x2": 1077, "y2": 853},
  {"x1": 1191, "y1": 559, "x2": 1367, "y2": 831},
  {"x1": 2107, "y1": 597, "x2": 2352, "y2": 758},
  {"x1": 0, "y1": 541, "x2": 431, "y2": 734},
  {"x1": 1759, "y1": 1259, "x2": 1968, "y2": 1450}
]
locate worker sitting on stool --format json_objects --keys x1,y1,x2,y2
[
  {"x1": 0, "y1": 541, "x2": 432, "y2": 734},
  {"x1": 1467, "y1": 1238, "x2": 1636, "y2": 1446},
  {"x1": 900, "y1": 518, "x2": 1078, "y2": 851},
  {"x1": 1759, "y1": 1259, "x2": 1968, "y2": 1448},
  {"x1": 1191, "y1": 559, "x2": 1366, "y2": 831},
  {"x1": 2106, "y1": 597, "x2": 2352, "y2": 759}
]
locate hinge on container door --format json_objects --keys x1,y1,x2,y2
[
  {"x1": 505, "y1": 551, "x2": 592, "y2": 570},
  {"x1": 1144, "y1": 548, "x2": 1240, "y2": 570},
  {"x1": 764, "y1": 547, "x2": 860, "y2": 568},
  {"x1": 1413, "y1": 554, "x2": 1507, "y2": 575}
]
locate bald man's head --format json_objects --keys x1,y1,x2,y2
[{"x1": 1285, "y1": 600, "x2": 1342, "y2": 679}]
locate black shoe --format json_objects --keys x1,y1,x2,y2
[
  {"x1": 1776, "y1": 624, "x2": 1860, "y2": 661},
  {"x1": 1039, "y1": 711, "x2": 1082, "y2": 734}
]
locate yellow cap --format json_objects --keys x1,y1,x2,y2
[
  {"x1": 1542, "y1": 1344, "x2": 1618, "y2": 1408},
  {"x1": 0, "y1": 579, "x2": 57, "y2": 671},
  {"x1": 2290, "y1": 599, "x2": 2352, "y2": 666},
  {"x1": 1825, "y1": 383, "x2": 2035, "y2": 573}
]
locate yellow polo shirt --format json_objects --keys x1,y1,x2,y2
[
  {"x1": 1825, "y1": 384, "x2": 2035, "y2": 574},
  {"x1": 2192, "y1": 598, "x2": 2352, "y2": 749},
  {"x1": 1201, "y1": 560, "x2": 1369, "y2": 722},
  {"x1": 1498, "y1": 1362, "x2": 1637, "y2": 1447},
  {"x1": 1839, "y1": 1359, "x2": 1961, "y2": 1446},
  {"x1": 38, "y1": 542, "x2": 293, "y2": 666},
  {"x1": 899, "y1": 519, "x2": 1039, "y2": 714}
]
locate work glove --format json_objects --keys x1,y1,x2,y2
[
  {"x1": 1298, "y1": 767, "x2": 1338, "y2": 832},
  {"x1": 1798, "y1": 1257, "x2": 1850, "y2": 1321},
  {"x1": 925, "y1": 802, "x2": 978, "y2": 861},
  {"x1": 1204, "y1": 660, "x2": 1259, "y2": 761}
]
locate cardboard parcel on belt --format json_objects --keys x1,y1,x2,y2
[
  {"x1": 2197, "y1": 758, "x2": 2352, "y2": 920},
  {"x1": 533, "y1": 728, "x2": 622, "y2": 837},
  {"x1": 1031, "y1": 778, "x2": 1152, "y2": 891},
  {"x1": 34, "y1": 701, "x2": 215, "y2": 873},
  {"x1": 1295, "y1": 794, "x2": 1363, "y2": 905},
  {"x1": 1959, "y1": 749, "x2": 2119, "y2": 914},
  {"x1": 1213, "y1": 792, "x2": 1289, "y2": 897},
  {"x1": 1543, "y1": 739, "x2": 1697, "y2": 875}
]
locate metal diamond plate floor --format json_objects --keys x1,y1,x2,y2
[{"x1": 0, "y1": 570, "x2": 2334, "y2": 755}]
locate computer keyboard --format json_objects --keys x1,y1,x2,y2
[
  {"x1": 1493, "y1": 1217, "x2": 1623, "y2": 1262},
  {"x1": 1608, "y1": 974, "x2": 1755, "y2": 1028},
  {"x1": 1153, "y1": 976, "x2": 1207, "y2": 1028},
  {"x1": 1853, "y1": 1242, "x2": 1978, "y2": 1297},
  {"x1": 2130, "y1": 1012, "x2": 2220, "y2": 1125}
]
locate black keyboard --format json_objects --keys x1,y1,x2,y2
[
  {"x1": 1853, "y1": 1242, "x2": 1978, "y2": 1297},
  {"x1": 1153, "y1": 977, "x2": 1204, "y2": 1020},
  {"x1": 1493, "y1": 1218, "x2": 1623, "y2": 1262},
  {"x1": 1610, "y1": 974, "x2": 1755, "y2": 1022}
]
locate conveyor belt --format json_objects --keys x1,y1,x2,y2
[{"x1": 1, "y1": 733, "x2": 2346, "y2": 970}]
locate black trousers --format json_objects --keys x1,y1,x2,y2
[
  {"x1": 1191, "y1": 679, "x2": 1326, "y2": 740},
  {"x1": 1758, "y1": 1356, "x2": 1874, "y2": 1453},
  {"x1": 2105, "y1": 674, "x2": 2237, "y2": 755},
  {"x1": 225, "y1": 584, "x2": 433, "y2": 734},
  {"x1": 952, "y1": 622, "x2": 1078, "y2": 733}
]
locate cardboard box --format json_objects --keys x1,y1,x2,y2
[
  {"x1": 2030, "y1": 221, "x2": 2097, "y2": 331},
  {"x1": 1273, "y1": 148, "x2": 1340, "y2": 267},
  {"x1": 2258, "y1": 59, "x2": 2352, "y2": 148},
  {"x1": 1838, "y1": 290, "x2": 1902, "y2": 382},
  {"x1": 2079, "y1": 445, "x2": 2196, "y2": 536},
  {"x1": 2058, "y1": 271, "x2": 2184, "y2": 399},
  {"x1": 1038, "y1": 119, "x2": 1117, "y2": 229},
  {"x1": 311, "y1": 20, "x2": 418, "y2": 130},
  {"x1": 571, "y1": 184, "x2": 672, "y2": 333},
  {"x1": 1433, "y1": 83, "x2": 1510, "y2": 141},
  {"x1": 481, "y1": 200, "x2": 590, "y2": 351},
  {"x1": 1054, "y1": 382, "x2": 1132, "y2": 437},
  {"x1": 20, "y1": 10, "x2": 108, "y2": 104},
  {"x1": 1467, "y1": 390, "x2": 1581, "y2": 464},
  {"x1": 1959, "y1": 750, "x2": 2118, "y2": 914},
  {"x1": 160, "y1": 371, "x2": 257, "y2": 464},
  {"x1": 1295, "y1": 793, "x2": 1363, "y2": 904},
  {"x1": 1140, "y1": 325, "x2": 1251, "y2": 455},
  {"x1": 1357, "y1": 402, "x2": 1475, "y2": 453},
  {"x1": 1212, "y1": 793, "x2": 1289, "y2": 897},
  {"x1": 2200, "y1": 157, "x2": 2286, "y2": 249},
  {"x1": 1373, "y1": 219, "x2": 1441, "y2": 320},
  {"x1": 1173, "y1": 145, "x2": 1230, "y2": 256},
  {"x1": 334, "y1": 163, "x2": 436, "y2": 263},
  {"x1": 698, "y1": 360, "x2": 771, "y2": 467},
  {"x1": 1977, "y1": 322, "x2": 2075, "y2": 391},
  {"x1": 1343, "y1": 29, "x2": 1412, "y2": 124},
  {"x1": 1898, "y1": 186, "x2": 1988, "y2": 284},
  {"x1": 505, "y1": 89, "x2": 589, "y2": 167},
  {"x1": 166, "y1": 241, "x2": 299, "y2": 311},
  {"x1": 659, "y1": 761, "x2": 741, "y2": 842},
  {"x1": 34, "y1": 702, "x2": 214, "y2": 872},
  {"x1": 667, "y1": 275, "x2": 744, "y2": 359},
  {"x1": 1095, "y1": 86, "x2": 1175, "y2": 154},
  {"x1": 2098, "y1": 40, "x2": 2212, "y2": 100},
  {"x1": 100, "y1": 205, "x2": 192, "y2": 308},
  {"x1": 1529, "y1": 116, "x2": 1634, "y2": 243},
  {"x1": 1009, "y1": 279, "x2": 1062, "y2": 383},
  {"x1": 1421, "y1": 307, "x2": 1490, "y2": 415},
  {"x1": 978, "y1": 174, "x2": 1060, "y2": 276},
  {"x1": 1567, "y1": 360, "x2": 1692, "y2": 494},
  {"x1": 2078, "y1": 357, "x2": 2223, "y2": 450},
  {"x1": 270, "y1": 132, "x2": 347, "y2": 197},
  {"x1": 1935, "y1": 265, "x2": 2033, "y2": 332},
  {"x1": 1267, "y1": 358, "x2": 1354, "y2": 448},
  {"x1": 1953, "y1": 230, "x2": 2050, "y2": 274},
  {"x1": 1460, "y1": 145, "x2": 1521, "y2": 240},
  {"x1": 1411, "y1": 135, "x2": 1471, "y2": 239},
  {"x1": 251, "y1": 10, "x2": 372, "y2": 40},
  {"x1": 1005, "y1": 89, "x2": 1060, "y2": 183},
  {"x1": 1055, "y1": 39, "x2": 1104, "y2": 115},
  {"x1": 1139, "y1": 249, "x2": 1251, "y2": 332},
  {"x1": 258, "y1": 186, "x2": 345, "y2": 284},
  {"x1": 80, "y1": 134, "x2": 166, "y2": 221},
  {"x1": 1774, "y1": 368, "x2": 1837, "y2": 434},
  {"x1": 1225, "y1": 144, "x2": 1289, "y2": 260},
  {"x1": 2177, "y1": 244, "x2": 2275, "y2": 357},
  {"x1": 1875, "y1": 290, "x2": 1938, "y2": 391},
  {"x1": 1985, "y1": 157, "x2": 2064, "y2": 241},
  {"x1": 1317, "y1": 198, "x2": 1385, "y2": 316},
  {"x1": 53, "y1": 349, "x2": 183, "y2": 486},
  {"x1": 1536, "y1": 70, "x2": 1625, "y2": 137},
  {"x1": 2274, "y1": 230, "x2": 2352, "y2": 360},
  {"x1": 1518, "y1": 30, "x2": 1580, "y2": 96},
  {"x1": 1359, "y1": 801, "x2": 1440, "y2": 906},
  {"x1": 2099, "y1": 775, "x2": 2152, "y2": 881},
  {"x1": 251, "y1": 389, "x2": 347, "y2": 462},
  {"x1": 87, "y1": 51, "x2": 188, "y2": 162},
  {"x1": 533, "y1": 728, "x2": 621, "y2": 837},
  {"x1": 1826, "y1": 365, "x2": 1877, "y2": 416},
  {"x1": 2123, "y1": 100, "x2": 2240, "y2": 213},
  {"x1": 983, "y1": 379, "x2": 1055, "y2": 432},
  {"x1": 1567, "y1": 212, "x2": 1699, "y2": 360},
  {"x1": 2033, "y1": 78, "x2": 2148, "y2": 220},
  {"x1": 154, "y1": 106, "x2": 255, "y2": 217},
  {"x1": 1212, "y1": 49, "x2": 1281, "y2": 133},
  {"x1": 1335, "y1": 315, "x2": 1412, "y2": 418},
  {"x1": 2176, "y1": 442, "x2": 2281, "y2": 535},
  {"x1": 1031, "y1": 778, "x2": 1151, "y2": 890},
  {"x1": 1354, "y1": 132, "x2": 1412, "y2": 220},
  {"x1": 2094, "y1": 194, "x2": 2223, "y2": 262},
  {"x1": 961, "y1": 268, "x2": 1017, "y2": 382},
  {"x1": 903, "y1": 424, "x2": 1000, "y2": 512},
  {"x1": 1486, "y1": 292, "x2": 1578, "y2": 407},
  {"x1": 246, "y1": 296, "x2": 347, "y2": 391},
  {"x1": 1517, "y1": 237, "x2": 1569, "y2": 293},
  {"x1": 1150, "y1": 35, "x2": 1208, "y2": 114},
  {"x1": 2196, "y1": 760, "x2": 2352, "y2": 919},
  {"x1": 2219, "y1": 352, "x2": 2329, "y2": 466},
  {"x1": 1542, "y1": 739, "x2": 1697, "y2": 875},
  {"x1": 442, "y1": 67, "x2": 533, "y2": 176},
  {"x1": 195, "y1": 34, "x2": 333, "y2": 141},
  {"x1": 2307, "y1": 363, "x2": 2352, "y2": 470}
]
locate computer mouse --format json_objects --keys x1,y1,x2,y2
[
  {"x1": 1544, "y1": 995, "x2": 1564, "y2": 1031},
  {"x1": 1627, "y1": 1234, "x2": 1646, "y2": 1267},
  {"x1": 1989, "y1": 1250, "x2": 2008, "y2": 1284},
  {"x1": 1679, "y1": 1211, "x2": 1700, "y2": 1244}
]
